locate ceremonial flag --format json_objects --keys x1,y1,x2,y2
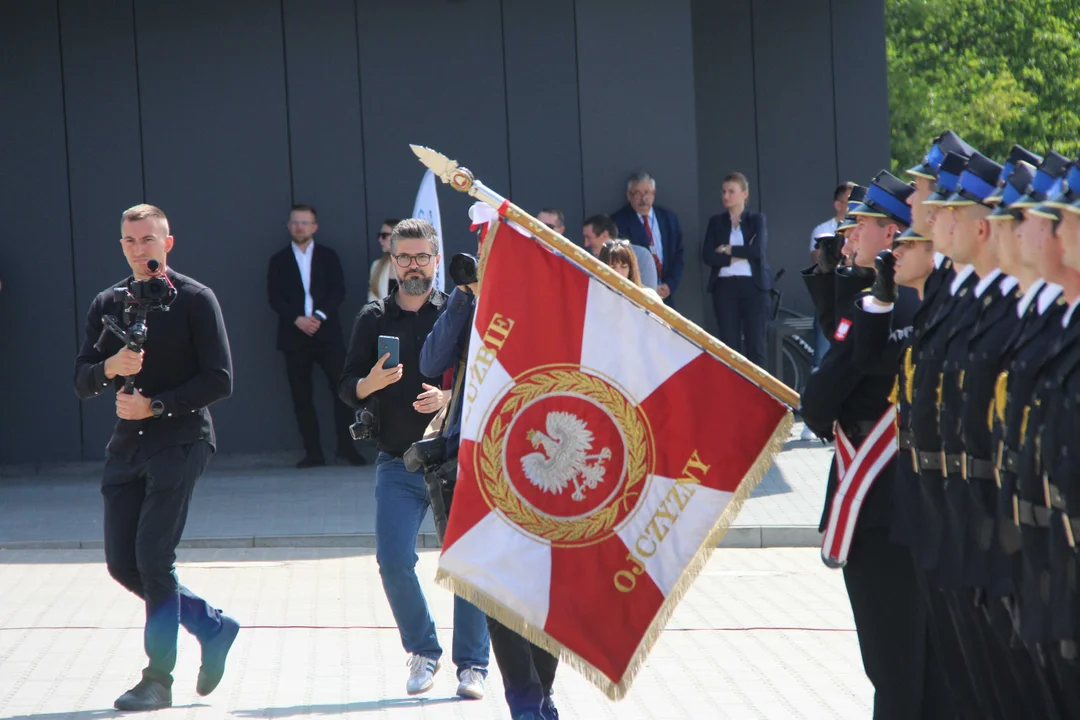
[
  {"x1": 437, "y1": 216, "x2": 792, "y2": 699},
  {"x1": 412, "y1": 168, "x2": 444, "y2": 291}
]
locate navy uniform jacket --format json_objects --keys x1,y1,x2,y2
[
  {"x1": 1013, "y1": 295, "x2": 1072, "y2": 644},
  {"x1": 851, "y1": 273, "x2": 949, "y2": 552},
  {"x1": 1044, "y1": 325, "x2": 1080, "y2": 647},
  {"x1": 957, "y1": 280, "x2": 1022, "y2": 594},
  {"x1": 800, "y1": 266, "x2": 918, "y2": 532}
]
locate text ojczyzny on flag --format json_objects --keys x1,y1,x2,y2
[{"x1": 437, "y1": 218, "x2": 791, "y2": 699}]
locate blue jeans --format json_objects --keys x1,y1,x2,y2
[{"x1": 374, "y1": 452, "x2": 490, "y2": 675}]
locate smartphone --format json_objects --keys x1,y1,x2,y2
[{"x1": 377, "y1": 335, "x2": 400, "y2": 368}]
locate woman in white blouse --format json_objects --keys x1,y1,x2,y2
[
  {"x1": 368, "y1": 219, "x2": 400, "y2": 302},
  {"x1": 700, "y1": 172, "x2": 773, "y2": 366}
]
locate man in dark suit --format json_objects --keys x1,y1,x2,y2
[
  {"x1": 611, "y1": 171, "x2": 684, "y2": 306},
  {"x1": 268, "y1": 203, "x2": 364, "y2": 468}
]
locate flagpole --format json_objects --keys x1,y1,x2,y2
[{"x1": 409, "y1": 144, "x2": 800, "y2": 409}]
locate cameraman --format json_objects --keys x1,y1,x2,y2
[
  {"x1": 420, "y1": 257, "x2": 560, "y2": 720},
  {"x1": 73, "y1": 204, "x2": 238, "y2": 711},
  {"x1": 337, "y1": 218, "x2": 490, "y2": 699}
]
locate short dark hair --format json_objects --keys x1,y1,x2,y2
[
  {"x1": 291, "y1": 203, "x2": 317, "y2": 220},
  {"x1": 390, "y1": 218, "x2": 440, "y2": 255},
  {"x1": 383, "y1": 218, "x2": 401, "y2": 229},
  {"x1": 833, "y1": 182, "x2": 855, "y2": 202},
  {"x1": 539, "y1": 208, "x2": 565, "y2": 226},
  {"x1": 723, "y1": 172, "x2": 749, "y2": 191},
  {"x1": 121, "y1": 204, "x2": 170, "y2": 234},
  {"x1": 584, "y1": 214, "x2": 618, "y2": 239}
]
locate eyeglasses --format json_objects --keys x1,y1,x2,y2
[
  {"x1": 393, "y1": 253, "x2": 434, "y2": 268},
  {"x1": 288, "y1": 220, "x2": 314, "y2": 227},
  {"x1": 378, "y1": 232, "x2": 392, "y2": 239},
  {"x1": 602, "y1": 239, "x2": 630, "y2": 248}
]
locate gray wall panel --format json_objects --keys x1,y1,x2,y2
[
  {"x1": 692, "y1": 0, "x2": 759, "y2": 330},
  {"x1": 831, "y1": 0, "x2": 891, "y2": 182},
  {"x1": 134, "y1": 0, "x2": 294, "y2": 454},
  {"x1": 502, "y1": 0, "x2": 584, "y2": 238},
  {"x1": 0, "y1": 2, "x2": 82, "y2": 463},
  {"x1": 357, "y1": 0, "x2": 510, "y2": 270},
  {"x1": 281, "y1": 0, "x2": 368, "y2": 454},
  {"x1": 752, "y1": 0, "x2": 838, "y2": 315},
  {"x1": 59, "y1": 0, "x2": 145, "y2": 459},
  {"x1": 575, "y1": 0, "x2": 702, "y2": 324}
]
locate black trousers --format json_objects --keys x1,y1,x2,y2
[
  {"x1": 711, "y1": 277, "x2": 767, "y2": 367},
  {"x1": 283, "y1": 340, "x2": 354, "y2": 459},
  {"x1": 487, "y1": 616, "x2": 558, "y2": 718},
  {"x1": 102, "y1": 441, "x2": 223, "y2": 685},
  {"x1": 843, "y1": 526, "x2": 945, "y2": 719}
]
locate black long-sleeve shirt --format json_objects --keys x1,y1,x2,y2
[
  {"x1": 338, "y1": 291, "x2": 446, "y2": 456},
  {"x1": 74, "y1": 269, "x2": 233, "y2": 461}
]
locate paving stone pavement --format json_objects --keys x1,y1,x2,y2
[
  {"x1": 0, "y1": 547, "x2": 871, "y2": 719},
  {"x1": 0, "y1": 424, "x2": 833, "y2": 550}
]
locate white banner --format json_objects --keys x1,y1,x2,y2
[{"x1": 412, "y1": 168, "x2": 444, "y2": 292}]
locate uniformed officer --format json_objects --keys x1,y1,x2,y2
[
  {"x1": 73, "y1": 204, "x2": 239, "y2": 711},
  {"x1": 851, "y1": 208, "x2": 957, "y2": 719},
  {"x1": 801, "y1": 171, "x2": 925, "y2": 719},
  {"x1": 1041, "y1": 185, "x2": 1080, "y2": 716}
]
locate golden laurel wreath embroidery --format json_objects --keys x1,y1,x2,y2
[{"x1": 478, "y1": 368, "x2": 650, "y2": 547}]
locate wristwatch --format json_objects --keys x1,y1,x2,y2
[{"x1": 150, "y1": 399, "x2": 165, "y2": 418}]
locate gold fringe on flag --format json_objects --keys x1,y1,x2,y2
[{"x1": 436, "y1": 409, "x2": 793, "y2": 701}]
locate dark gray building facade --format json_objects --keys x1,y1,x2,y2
[{"x1": 0, "y1": 0, "x2": 889, "y2": 464}]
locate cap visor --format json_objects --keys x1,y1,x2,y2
[
  {"x1": 987, "y1": 205, "x2": 1018, "y2": 221},
  {"x1": 942, "y1": 191, "x2": 975, "y2": 207},
  {"x1": 897, "y1": 227, "x2": 929, "y2": 241},
  {"x1": 848, "y1": 202, "x2": 885, "y2": 217},
  {"x1": 1028, "y1": 205, "x2": 1060, "y2": 221},
  {"x1": 905, "y1": 163, "x2": 936, "y2": 180}
]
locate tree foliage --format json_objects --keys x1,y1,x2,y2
[{"x1": 887, "y1": 0, "x2": 1080, "y2": 172}]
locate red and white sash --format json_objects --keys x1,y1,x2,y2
[{"x1": 821, "y1": 406, "x2": 898, "y2": 568}]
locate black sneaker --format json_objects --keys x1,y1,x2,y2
[
  {"x1": 296, "y1": 455, "x2": 326, "y2": 469},
  {"x1": 197, "y1": 615, "x2": 240, "y2": 696},
  {"x1": 114, "y1": 678, "x2": 171, "y2": 711}
]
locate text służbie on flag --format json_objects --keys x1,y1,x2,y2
[{"x1": 437, "y1": 217, "x2": 792, "y2": 700}]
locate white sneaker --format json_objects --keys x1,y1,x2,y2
[
  {"x1": 406, "y1": 654, "x2": 441, "y2": 695},
  {"x1": 801, "y1": 425, "x2": 817, "y2": 441},
  {"x1": 456, "y1": 667, "x2": 486, "y2": 699}
]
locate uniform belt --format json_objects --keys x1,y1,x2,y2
[
  {"x1": 1047, "y1": 482, "x2": 1067, "y2": 511},
  {"x1": 915, "y1": 450, "x2": 946, "y2": 474},
  {"x1": 841, "y1": 420, "x2": 877, "y2": 439},
  {"x1": 944, "y1": 453, "x2": 964, "y2": 475},
  {"x1": 965, "y1": 455, "x2": 996, "y2": 481},
  {"x1": 1017, "y1": 500, "x2": 1050, "y2": 527},
  {"x1": 899, "y1": 431, "x2": 914, "y2": 450}
]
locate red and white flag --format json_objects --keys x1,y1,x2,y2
[{"x1": 438, "y1": 216, "x2": 791, "y2": 699}]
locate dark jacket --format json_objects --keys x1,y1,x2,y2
[
  {"x1": 74, "y1": 269, "x2": 233, "y2": 461},
  {"x1": 267, "y1": 242, "x2": 347, "y2": 351},
  {"x1": 701, "y1": 210, "x2": 773, "y2": 293},
  {"x1": 611, "y1": 203, "x2": 685, "y2": 301}
]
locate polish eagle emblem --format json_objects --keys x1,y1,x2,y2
[{"x1": 521, "y1": 411, "x2": 612, "y2": 501}]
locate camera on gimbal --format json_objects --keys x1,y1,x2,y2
[
  {"x1": 349, "y1": 397, "x2": 380, "y2": 441},
  {"x1": 93, "y1": 259, "x2": 177, "y2": 394}
]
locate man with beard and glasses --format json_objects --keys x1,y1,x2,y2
[{"x1": 338, "y1": 219, "x2": 491, "y2": 699}]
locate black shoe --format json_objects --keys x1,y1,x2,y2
[
  {"x1": 197, "y1": 615, "x2": 240, "y2": 696},
  {"x1": 335, "y1": 448, "x2": 367, "y2": 466},
  {"x1": 114, "y1": 678, "x2": 172, "y2": 711},
  {"x1": 296, "y1": 455, "x2": 326, "y2": 469}
]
